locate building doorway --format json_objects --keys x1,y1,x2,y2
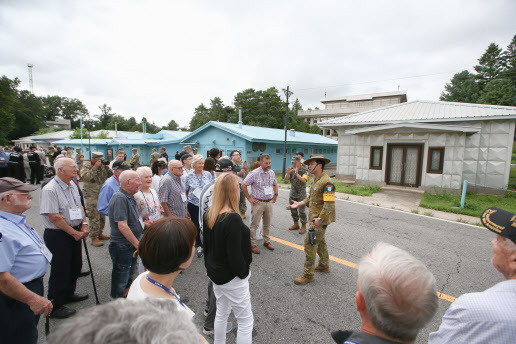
[{"x1": 385, "y1": 143, "x2": 423, "y2": 187}]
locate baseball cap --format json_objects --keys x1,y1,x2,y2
[
  {"x1": 112, "y1": 160, "x2": 131, "y2": 170},
  {"x1": 481, "y1": 207, "x2": 516, "y2": 244},
  {"x1": 0, "y1": 177, "x2": 38, "y2": 193},
  {"x1": 214, "y1": 158, "x2": 234, "y2": 172}
]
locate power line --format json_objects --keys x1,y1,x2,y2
[{"x1": 292, "y1": 70, "x2": 464, "y2": 92}]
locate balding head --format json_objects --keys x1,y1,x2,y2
[
  {"x1": 54, "y1": 158, "x2": 78, "y2": 183},
  {"x1": 168, "y1": 160, "x2": 183, "y2": 177},
  {"x1": 119, "y1": 170, "x2": 141, "y2": 195}
]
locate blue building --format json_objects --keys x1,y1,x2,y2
[{"x1": 178, "y1": 121, "x2": 338, "y2": 170}]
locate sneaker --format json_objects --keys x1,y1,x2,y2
[
  {"x1": 196, "y1": 247, "x2": 203, "y2": 258},
  {"x1": 203, "y1": 321, "x2": 234, "y2": 336}
]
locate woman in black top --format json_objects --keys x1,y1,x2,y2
[{"x1": 203, "y1": 172, "x2": 253, "y2": 344}]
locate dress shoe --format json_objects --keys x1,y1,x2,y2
[
  {"x1": 64, "y1": 293, "x2": 89, "y2": 304},
  {"x1": 49, "y1": 306, "x2": 76, "y2": 319},
  {"x1": 91, "y1": 238, "x2": 103, "y2": 247},
  {"x1": 299, "y1": 223, "x2": 307, "y2": 234},
  {"x1": 251, "y1": 245, "x2": 260, "y2": 254},
  {"x1": 79, "y1": 270, "x2": 90, "y2": 277},
  {"x1": 98, "y1": 233, "x2": 110, "y2": 240},
  {"x1": 294, "y1": 276, "x2": 314, "y2": 285},
  {"x1": 203, "y1": 321, "x2": 234, "y2": 336},
  {"x1": 289, "y1": 221, "x2": 300, "y2": 230},
  {"x1": 315, "y1": 265, "x2": 330, "y2": 272},
  {"x1": 263, "y1": 242, "x2": 275, "y2": 251}
]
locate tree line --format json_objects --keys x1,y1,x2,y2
[{"x1": 440, "y1": 35, "x2": 516, "y2": 106}]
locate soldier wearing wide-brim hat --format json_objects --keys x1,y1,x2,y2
[{"x1": 288, "y1": 154, "x2": 336, "y2": 285}]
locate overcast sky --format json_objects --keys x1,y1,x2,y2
[{"x1": 1, "y1": 0, "x2": 514, "y2": 127}]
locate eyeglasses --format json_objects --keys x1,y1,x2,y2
[{"x1": 171, "y1": 167, "x2": 182, "y2": 170}]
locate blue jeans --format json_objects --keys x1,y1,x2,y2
[{"x1": 109, "y1": 241, "x2": 138, "y2": 299}]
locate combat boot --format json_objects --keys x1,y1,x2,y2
[
  {"x1": 91, "y1": 238, "x2": 103, "y2": 247},
  {"x1": 98, "y1": 233, "x2": 110, "y2": 240},
  {"x1": 315, "y1": 265, "x2": 330, "y2": 273},
  {"x1": 294, "y1": 276, "x2": 314, "y2": 285},
  {"x1": 289, "y1": 221, "x2": 300, "y2": 230},
  {"x1": 299, "y1": 223, "x2": 307, "y2": 234}
]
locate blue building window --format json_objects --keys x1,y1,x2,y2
[{"x1": 276, "y1": 148, "x2": 281, "y2": 155}]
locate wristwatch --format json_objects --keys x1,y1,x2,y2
[{"x1": 274, "y1": 193, "x2": 278, "y2": 196}]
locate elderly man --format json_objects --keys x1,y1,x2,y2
[
  {"x1": 108, "y1": 170, "x2": 145, "y2": 299},
  {"x1": 429, "y1": 207, "x2": 516, "y2": 343},
  {"x1": 332, "y1": 242, "x2": 438, "y2": 344},
  {"x1": 149, "y1": 148, "x2": 160, "y2": 166},
  {"x1": 242, "y1": 153, "x2": 278, "y2": 254},
  {"x1": 285, "y1": 156, "x2": 308, "y2": 233},
  {"x1": 130, "y1": 148, "x2": 140, "y2": 170},
  {"x1": 40, "y1": 158, "x2": 89, "y2": 318},
  {"x1": 80, "y1": 152, "x2": 113, "y2": 247},
  {"x1": 159, "y1": 160, "x2": 188, "y2": 218},
  {"x1": 98, "y1": 160, "x2": 131, "y2": 216},
  {"x1": 0, "y1": 178, "x2": 52, "y2": 343}
]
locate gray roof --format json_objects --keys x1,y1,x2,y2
[
  {"x1": 321, "y1": 90, "x2": 407, "y2": 103},
  {"x1": 319, "y1": 100, "x2": 516, "y2": 127}
]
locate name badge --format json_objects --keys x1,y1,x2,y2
[
  {"x1": 139, "y1": 216, "x2": 145, "y2": 229},
  {"x1": 0, "y1": 157, "x2": 5, "y2": 162},
  {"x1": 181, "y1": 193, "x2": 187, "y2": 202},
  {"x1": 264, "y1": 186, "x2": 273, "y2": 196},
  {"x1": 69, "y1": 208, "x2": 82, "y2": 220},
  {"x1": 192, "y1": 188, "x2": 202, "y2": 199},
  {"x1": 149, "y1": 212, "x2": 161, "y2": 221},
  {"x1": 41, "y1": 244, "x2": 53, "y2": 262}
]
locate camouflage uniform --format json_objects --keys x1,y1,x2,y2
[
  {"x1": 130, "y1": 152, "x2": 140, "y2": 170},
  {"x1": 302, "y1": 171, "x2": 336, "y2": 278},
  {"x1": 80, "y1": 161, "x2": 113, "y2": 239},
  {"x1": 75, "y1": 153, "x2": 84, "y2": 172},
  {"x1": 289, "y1": 165, "x2": 308, "y2": 224},
  {"x1": 149, "y1": 152, "x2": 160, "y2": 166}
]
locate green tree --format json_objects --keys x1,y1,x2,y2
[
  {"x1": 477, "y1": 78, "x2": 516, "y2": 106},
  {"x1": 163, "y1": 119, "x2": 179, "y2": 130},
  {"x1": 0, "y1": 76, "x2": 18, "y2": 144},
  {"x1": 93, "y1": 130, "x2": 110, "y2": 139},
  {"x1": 61, "y1": 97, "x2": 89, "y2": 120},
  {"x1": 474, "y1": 43, "x2": 503, "y2": 88},
  {"x1": 69, "y1": 127, "x2": 90, "y2": 139},
  {"x1": 40, "y1": 95, "x2": 63, "y2": 121},
  {"x1": 440, "y1": 70, "x2": 481, "y2": 103},
  {"x1": 95, "y1": 104, "x2": 116, "y2": 129},
  {"x1": 189, "y1": 104, "x2": 210, "y2": 131},
  {"x1": 8, "y1": 90, "x2": 45, "y2": 141},
  {"x1": 501, "y1": 35, "x2": 516, "y2": 83}
]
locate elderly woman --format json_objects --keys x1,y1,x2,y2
[
  {"x1": 151, "y1": 160, "x2": 167, "y2": 192},
  {"x1": 185, "y1": 154, "x2": 212, "y2": 258},
  {"x1": 135, "y1": 167, "x2": 163, "y2": 222}
]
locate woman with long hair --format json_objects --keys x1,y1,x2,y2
[
  {"x1": 204, "y1": 172, "x2": 253, "y2": 344},
  {"x1": 203, "y1": 157, "x2": 216, "y2": 180},
  {"x1": 185, "y1": 154, "x2": 212, "y2": 257}
]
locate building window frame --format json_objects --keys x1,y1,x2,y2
[
  {"x1": 276, "y1": 148, "x2": 281, "y2": 155},
  {"x1": 427, "y1": 147, "x2": 445, "y2": 174},
  {"x1": 369, "y1": 146, "x2": 383, "y2": 170}
]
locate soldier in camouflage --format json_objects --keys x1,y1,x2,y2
[
  {"x1": 75, "y1": 148, "x2": 84, "y2": 172},
  {"x1": 285, "y1": 156, "x2": 309, "y2": 234},
  {"x1": 80, "y1": 152, "x2": 113, "y2": 247},
  {"x1": 289, "y1": 154, "x2": 336, "y2": 285},
  {"x1": 130, "y1": 148, "x2": 140, "y2": 170}
]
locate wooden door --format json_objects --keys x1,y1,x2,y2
[{"x1": 386, "y1": 144, "x2": 423, "y2": 187}]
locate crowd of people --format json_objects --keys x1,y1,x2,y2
[{"x1": 0, "y1": 142, "x2": 515, "y2": 344}]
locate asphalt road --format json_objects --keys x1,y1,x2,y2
[{"x1": 29, "y1": 185, "x2": 502, "y2": 343}]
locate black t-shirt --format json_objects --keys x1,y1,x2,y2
[
  {"x1": 203, "y1": 212, "x2": 252, "y2": 285},
  {"x1": 160, "y1": 152, "x2": 169, "y2": 161}
]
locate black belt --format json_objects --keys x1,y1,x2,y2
[
  {"x1": 23, "y1": 276, "x2": 44, "y2": 286},
  {"x1": 257, "y1": 199, "x2": 273, "y2": 202},
  {"x1": 46, "y1": 224, "x2": 82, "y2": 231}
]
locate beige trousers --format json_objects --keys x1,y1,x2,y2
[{"x1": 249, "y1": 201, "x2": 273, "y2": 245}]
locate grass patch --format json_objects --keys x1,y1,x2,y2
[
  {"x1": 423, "y1": 210, "x2": 434, "y2": 217},
  {"x1": 509, "y1": 166, "x2": 516, "y2": 191},
  {"x1": 334, "y1": 182, "x2": 382, "y2": 196},
  {"x1": 411, "y1": 209, "x2": 419, "y2": 214},
  {"x1": 420, "y1": 189, "x2": 516, "y2": 217}
]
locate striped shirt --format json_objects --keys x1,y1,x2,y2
[
  {"x1": 40, "y1": 176, "x2": 83, "y2": 229},
  {"x1": 158, "y1": 172, "x2": 187, "y2": 218},
  {"x1": 243, "y1": 166, "x2": 277, "y2": 200},
  {"x1": 185, "y1": 171, "x2": 212, "y2": 206}
]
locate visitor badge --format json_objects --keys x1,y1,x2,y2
[
  {"x1": 41, "y1": 244, "x2": 53, "y2": 262},
  {"x1": 139, "y1": 216, "x2": 145, "y2": 229},
  {"x1": 192, "y1": 188, "x2": 202, "y2": 199},
  {"x1": 69, "y1": 208, "x2": 82, "y2": 220},
  {"x1": 181, "y1": 192, "x2": 187, "y2": 202},
  {"x1": 0, "y1": 157, "x2": 5, "y2": 162},
  {"x1": 149, "y1": 212, "x2": 161, "y2": 221},
  {"x1": 264, "y1": 186, "x2": 273, "y2": 196}
]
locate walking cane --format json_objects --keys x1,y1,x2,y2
[
  {"x1": 45, "y1": 316, "x2": 50, "y2": 336},
  {"x1": 82, "y1": 238, "x2": 100, "y2": 305}
]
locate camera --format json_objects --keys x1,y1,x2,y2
[{"x1": 101, "y1": 160, "x2": 110, "y2": 165}]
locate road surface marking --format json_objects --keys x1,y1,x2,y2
[{"x1": 270, "y1": 235, "x2": 456, "y2": 303}]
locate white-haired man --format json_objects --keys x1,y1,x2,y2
[
  {"x1": 332, "y1": 242, "x2": 438, "y2": 344},
  {"x1": 159, "y1": 160, "x2": 188, "y2": 218},
  {"x1": 429, "y1": 207, "x2": 516, "y2": 343}
]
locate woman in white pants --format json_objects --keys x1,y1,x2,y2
[{"x1": 203, "y1": 173, "x2": 253, "y2": 344}]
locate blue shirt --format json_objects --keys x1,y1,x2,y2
[
  {"x1": 429, "y1": 279, "x2": 516, "y2": 344},
  {"x1": 0, "y1": 151, "x2": 9, "y2": 168},
  {"x1": 185, "y1": 171, "x2": 212, "y2": 206},
  {"x1": 97, "y1": 176, "x2": 120, "y2": 216},
  {"x1": 0, "y1": 210, "x2": 50, "y2": 283}
]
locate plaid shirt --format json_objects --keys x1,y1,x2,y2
[
  {"x1": 243, "y1": 166, "x2": 277, "y2": 200},
  {"x1": 158, "y1": 173, "x2": 187, "y2": 218}
]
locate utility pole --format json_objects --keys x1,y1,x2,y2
[
  {"x1": 282, "y1": 86, "x2": 293, "y2": 179},
  {"x1": 27, "y1": 64, "x2": 34, "y2": 95}
]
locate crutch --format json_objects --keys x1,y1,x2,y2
[{"x1": 82, "y1": 239, "x2": 100, "y2": 304}]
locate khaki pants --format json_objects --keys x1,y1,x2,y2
[{"x1": 250, "y1": 201, "x2": 273, "y2": 246}]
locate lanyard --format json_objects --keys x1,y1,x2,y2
[
  {"x1": 146, "y1": 275, "x2": 186, "y2": 309},
  {"x1": 0, "y1": 216, "x2": 43, "y2": 247},
  {"x1": 260, "y1": 169, "x2": 271, "y2": 186},
  {"x1": 194, "y1": 173, "x2": 205, "y2": 189},
  {"x1": 140, "y1": 189, "x2": 156, "y2": 213},
  {"x1": 56, "y1": 180, "x2": 79, "y2": 207},
  {"x1": 128, "y1": 197, "x2": 140, "y2": 218}
]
